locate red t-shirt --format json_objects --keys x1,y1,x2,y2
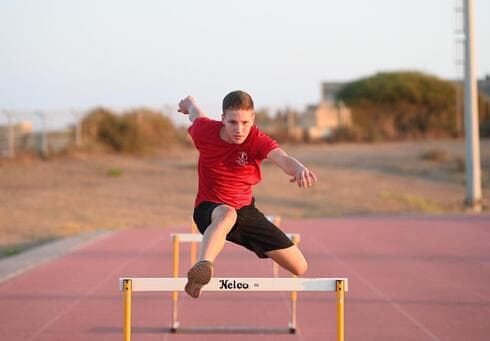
[{"x1": 188, "y1": 117, "x2": 279, "y2": 209}]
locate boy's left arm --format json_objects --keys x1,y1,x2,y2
[{"x1": 267, "y1": 148, "x2": 317, "y2": 188}]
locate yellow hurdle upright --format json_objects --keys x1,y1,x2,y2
[
  {"x1": 337, "y1": 279, "x2": 346, "y2": 341},
  {"x1": 122, "y1": 279, "x2": 132, "y2": 341}
]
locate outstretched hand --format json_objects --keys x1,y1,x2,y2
[
  {"x1": 289, "y1": 167, "x2": 317, "y2": 188},
  {"x1": 178, "y1": 96, "x2": 206, "y2": 122},
  {"x1": 178, "y1": 96, "x2": 196, "y2": 116}
]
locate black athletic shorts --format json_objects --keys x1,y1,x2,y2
[{"x1": 193, "y1": 198, "x2": 294, "y2": 259}]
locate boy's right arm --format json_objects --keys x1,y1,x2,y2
[{"x1": 178, "y1": 96, "x2": 207, "y2": 123}]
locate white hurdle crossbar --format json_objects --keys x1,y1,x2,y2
[
  {"x1": 120, "y1": 277, "x2": 348, "y2": 341},
  {"x1": 170, "y1": 231, "x2": 301, "y2": 333}
]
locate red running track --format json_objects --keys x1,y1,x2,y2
[{"x1": 0, "y1": 216, "x2": 489, "y2": 340}]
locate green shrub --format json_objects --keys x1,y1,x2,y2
[
  {"x1": 336, "y1": 71, "x2": 490, "y2": 140},
  {"x1": 2, "y1": 246, "x2": 22, "y2": 257},
  {"x1": 106, "y1": 168, "x2": 123, "y2": 177}
]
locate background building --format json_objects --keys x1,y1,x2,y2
[{"x1": 295, "y1": 82, "x2": 352, "y2": 141}]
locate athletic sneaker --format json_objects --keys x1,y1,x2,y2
[{"x1": 185, "y1": 260, "x2": 214, "y2": 298}]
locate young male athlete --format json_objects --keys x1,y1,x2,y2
[{"x1": 178, "y1": 90, "x2": 317, "y2": 298}]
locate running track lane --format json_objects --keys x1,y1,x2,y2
[{"x1": 0, "y1": 216, "x2": 489, "y2": 340}]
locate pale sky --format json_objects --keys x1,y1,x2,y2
[{"x1": 1, "y1": 0, "x2": 489, "y2": 126}]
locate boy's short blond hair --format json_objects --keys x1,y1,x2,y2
[{"x1": 222, "y1": 90, "x2": 254, "y2": 113}]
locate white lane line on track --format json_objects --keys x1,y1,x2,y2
[
  {"x1": 309, "y1": 233, "x2": 441, "y2": 341},
  {"x1": 27, "y1": 230, "x2": 167, "y2": 341}
]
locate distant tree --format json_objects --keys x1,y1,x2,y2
[
  {"x1": 337, "y1": 71, "x2": 490, "y2": 140},
  {"x1": 478, "y1": 93, "x2": 490, "y2": 137}
]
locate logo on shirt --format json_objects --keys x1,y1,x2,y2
[{"x1": 236, "y1": 151, "x2": 249, "y2": 166}]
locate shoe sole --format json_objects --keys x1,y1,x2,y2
[{"x1": 185, "y1": 261, "x2": 213, "y2": 298}]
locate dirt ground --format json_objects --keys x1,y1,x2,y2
[{"x1": 0, "y1": 139, "x2": 489, "y2": 255}]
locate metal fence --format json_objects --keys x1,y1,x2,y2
[{"x1": 0, "y1": 110, "x2": 82, "y2": 158}]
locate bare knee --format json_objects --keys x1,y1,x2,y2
[
  {"x1": 291, "y1": 259, "x2": 308, "y2": 276},
  {"x1": 267, "y1": 246, "x2": 308, "y2": 276},
  {"x1": 212, "y1": 204, "x2": 237, "y2": 221},
  {"x1": 210, "y1": 205, "x2": 237, "y2": 231}
]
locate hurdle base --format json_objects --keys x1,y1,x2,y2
[
  {"x1": 170, "y1": 322, "x2": 179, "y2": 333},
  {"x1": 169, "y1": 325, "x2": 296, "y2": 334}
]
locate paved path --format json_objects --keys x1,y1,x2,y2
[{"x1": 1, "y1": 215, "x2": 489, "y2": 340}]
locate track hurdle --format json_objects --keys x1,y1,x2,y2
[
  {"x1": 120, "y1": 277, "x2": 348, "y2": 341},
  {"x1": 189, "y1": 215, "x2": 283, "y2": 274},
  {"x1": 171, "y1": 230, "x2": 301, "y2": 333}
]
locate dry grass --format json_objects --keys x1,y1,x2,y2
[{"x1": 0, "y1": 139, "x2": 489, "y2": 255}]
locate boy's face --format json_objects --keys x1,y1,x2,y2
[{"x1": 221, "y1": 109, "x2": 255, "y2": 144}]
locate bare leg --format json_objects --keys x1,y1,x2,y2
[
  {"x1": 185, "y1": 204, "x2": 237, "y2": 298},
  {"x1": 198, "y1": 204, "x2": 237, "y2": 262},
  {"x1": 265, "y1": 245, "x2": 308, "y2": 276}
]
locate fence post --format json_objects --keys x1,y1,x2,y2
[
  {"x1": 72, "y1": 109, "x2": 82, "y2": 148},
  {"x1": 36, "y1": 111, "x2": 47, "y2": 157},
  {"x1": 2, "y1": 110, "x2": 15, "y2": 158}
]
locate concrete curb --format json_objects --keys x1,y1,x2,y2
[{"x1": 0, "y1": 229, "x2": 114, "y2": 284}]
